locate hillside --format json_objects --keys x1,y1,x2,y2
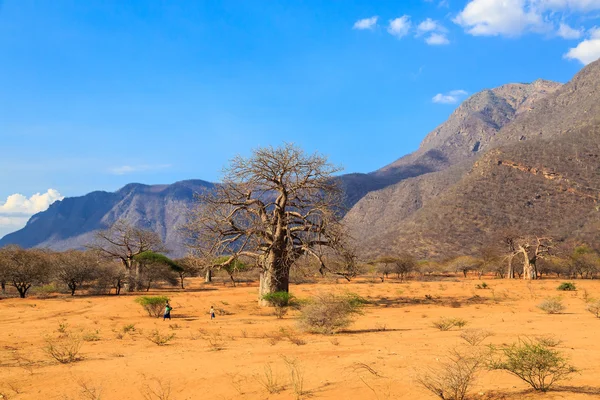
[
  {"x1": 0, "y1": 180, "x2": 214, "y2": 256},
  {"x1": 345, "y1": 59, "x2": 600, "y2": 259}
]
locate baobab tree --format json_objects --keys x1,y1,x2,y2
[
  {"x1": 504, "y1": 235, "x2": 552, "y2": 280},
  {"x1": 185, "y1": 143, "x2": 350, "y2": 304},
  {"x1": 88, "y1": 220, "x2": 167, "y2": 291}
]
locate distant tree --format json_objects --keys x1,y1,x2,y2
[
  {"x1": 374, "y1": 256, "x2": 397, "y2": 281},
  {"x1": 184, "y1": 143, "x2": 351, "y2": 305},
  {"x1": 449, "y1": 256, "x2": 481, "y2": 279},
  {"x1": 394, "y1": 254, "x2": 417, "y2": 281},
  {"x1": 88, "y1": 220, "x2": 167, "y2": 291},
  {"x1": 133, "y1": 251, "x2": 183, "y2": 291},
  {"x1": 96, "y1": 261, "x2": 127, "y2": 295},
  {"x1": 174, "y1": 257, "x2": 203, "y2": 289},
  {"x1": 213, "y1": 256, "x2": 248, "y2": 287},
  {"x1": 568, "y1": 245, "x2": 599, "y2": 279},
  {"x1": 503, "y1": 236, "x2": 552, "y2": 280},
  {"x1": 479, "y1": 246, "x2": 501, "y2": 279},
  {"x1": 53, "y1": 250, "x2": 100, "y2": 296},
  {"x1": 2, "y1": 246, "x2": 51, "y2": 298}
]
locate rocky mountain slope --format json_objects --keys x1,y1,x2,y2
[
  {"x1": 0, "y1": 180, "x2": 214, "y2": 256},
  {"x1": 344, "y1": 59, "x2": 600, "y2": 259}
]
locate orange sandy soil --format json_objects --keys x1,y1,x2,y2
[{"x1": 1, "y1": 277, "x2": 600, "y2": 400}]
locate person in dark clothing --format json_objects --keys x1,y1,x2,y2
[{"x1": 163, "y1": 301, "x2": 173, "y2": 321}]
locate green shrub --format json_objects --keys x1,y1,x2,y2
[
  {"x1": 489, "y1": 339, "x2": 577, "y2": 392},
  {"x1": 262, "y1": 292, "x2": 295, "y2": 319},
  {"x1": 557, "y1": 282, "x2": 576, "y2": 291},
  {"x1": 135, "y1": 296, "x2": 170, "y2": 318},
  {"x1": 298, "y1": 293, "x2": 364, "y2": 334},
  {"x1": 537, "y1": 297, "x2": 565, "y2": 314}
]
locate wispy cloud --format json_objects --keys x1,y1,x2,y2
[
  {"x1": 417, "y1": 18, "x2": 450, "y2": 44},
  {"x1": 388, "y1": 16, "x2": 412, "y2": 38},
  {"x1": 558, "y1": 22, "x2": 584, "y2": 39},
  {"x1": 109, "y1": 164, "x2": 172, "y2": 175},
  {"x1": 353, "y1": 16, "x2": 378, "y2": 30},
  {"x1": 432, "y1": 90, "x2": 468, "y2": 104},
  {"x1": 426, "y1": 32, "x2": 451, "y2": 45}
]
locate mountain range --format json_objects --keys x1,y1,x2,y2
[{"x1": 2, "y1": 59, "x2": 600, "y2": 259}]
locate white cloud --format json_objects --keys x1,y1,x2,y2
[
  {"x1": 454, "y1": 0, "x2": 545, "y2": 36},
  {"x1": 455, "y1": 0, "x2": 600, "y2": 38},
  {"x1": 564, "y1": 27, "x2": 600, "y2": 64},
  {"x1": 426, "y1": 32, "x2": 451, "y2": 44},
  {"x1": 432, "y1": 90, "x2": 469, "y2": 104},
  {"x1": 388, "y1": 16, "x2": 412, "y2": 38},
  {"x1": 353, "y1": 16, "x2": 378, "y2": 30},
  {"x1": 109, "y1": 164, "x2": 172, "y2": 175},
  {"x1": 0, "y1": 189, "x2": 63, "y2": 215},
  {"x1": 417, "y1": 18, "x2": 441, "y2": 34},
  {"x1": 0, "y1": 189, "x2": 64, "y2": 238},
  {"x1": 558, "y1": 22, "x2": 584, "y2": 38}
]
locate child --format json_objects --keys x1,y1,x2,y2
[
  {"x1": 210, "y1": 306, "x2": 215, "y2": 320},
  {"x1": 163, "y1": 301, "x2": 173, "y2": 321}
]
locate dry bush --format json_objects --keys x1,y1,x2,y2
[
  {"x1": 203, "y1": 331, "x2": 225, "y2": 351},
  {"x1": 586, "y1": 300, "x2": 600, "y2": 318},
  {"x1": 298, "y1": 293, "x2": 365, "y2": 334},
  {"x1": 432, "y1": 317, "x2": 468, "y2": 331},
  {"x1": 82, "y1": 330, "x2": 101, "y2": 342},
  {"x1": 460, "y1": 329, "x2": 494, "y2": 346},
  {"x1": 281, "y1": 356, "x2": 306, "y2": 399},
  {"x1": 77, "y1": 380, "x2": 103, "y2": 400},
  {"x1": 279, "y1": 328, "x2": 306, "y2": 346},
  {"x1": 535, "y1": 334, "x2": 562, "y2": 348},
  {"x1": 141, "y1": 378, "x2": 172, "y2": 400},
  {"x1": 44, "y1": 334, "x2": 82, "y2": 364},
  {"x1": 416, "y1": 348, "x2": 482, "y2": 400},
  {"x1": 255, "y1": 364, "x2": 284, "y2": 394},
  {"x1": 537, "y1": 297, "x2": 566, "y2": 314},
  {"x1": 489, "y1": 338, "x2": 577, "y2": 392},
  {"x1": 146, "y1": 330, "x2": 175, "y2": 346}
]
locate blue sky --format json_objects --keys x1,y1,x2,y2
[{"x1": 1, "y1": 0, "x2": 599, "y2": 237}]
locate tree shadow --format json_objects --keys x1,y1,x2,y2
[{"x1": 339, "y1": 328, "x2": 410, "y2": 334}]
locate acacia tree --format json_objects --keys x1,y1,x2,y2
[
  {"x1": 53, "y1": 250, "x2": 100, "y2": 295},
  {"x1": 394, "y1": 254, "x2": 417, "y2": 281},
  {"x1": 88, "y1": 220, "x2": 166, "y2": 291},
  {"x1": 186, "y1": 143, "x2": 349, "y2": 304},
  {"x1": 374, "y1": 256, "x2": 397, "y2": 281},
  {"x1": 2, "y1": 246, "x2": 51, "y2": 298}
]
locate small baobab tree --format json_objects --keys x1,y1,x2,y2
[
  {"x1": 88, "y1": 220, "x2": 167, "y2": 291},
  {"x1": 185, "y1": 143, "x2": 350, "y2": 304}
]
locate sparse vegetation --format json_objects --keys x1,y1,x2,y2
[
  {"x1": 489, "y1": 339, "x2": 577, "y2": 392},
  {"x1": 460, "y1": 329, "x2": 494, "y2": 346},
  {"x1": 44, "y1": 334, "x2": 82, "y2": 364},
  {"x1": 417, "y1": 348, "x2": 482, "y2": 400},
  {"x1": 298, "y1": 293, "x2": 364, "y2": 334},
  {"x1": 557, "y1": 282, "x2": 576, "y2": 291},
  {"x1": 432, "y1": 317, "x2": 468, "y2": 331},
  {"x1": 537, "y1": 297, "x2": 566, "y2": 314},
  {"x1": 586, "y1": 300, "x2": 600, "y2": 318},
  {"x1": 262, "y1": 291, "x2": 295, "y2": 318},
  {"x1": 255, "y1": 363, "x2": 284, "y2": 394},
  {"x1": 135, "y1": 296, "x2": 170, "y2": 318},
  {"x1": 146, "y1": 329, "x2": 175, "y2": 346}
]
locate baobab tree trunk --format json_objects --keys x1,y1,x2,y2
[
  {"x1": 205, "y1": 269, "x2": 212, "y2": 283},
  {"x1": 507, "y1": 257, "x2": 515, "y2": 279},
  {"x1": 258, "y1": 254, "x2": 290, "y2": 305}
]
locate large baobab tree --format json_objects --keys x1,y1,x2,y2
[
  {"x1": 186, "y1": 143, "x2": 349, "y2": 304},
  {"x1": 88, "y1": 220, "x2": 167, "y2": 291},
  {"x1": 504, "y1": 236, "x2": 552, "y2": 280}
]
